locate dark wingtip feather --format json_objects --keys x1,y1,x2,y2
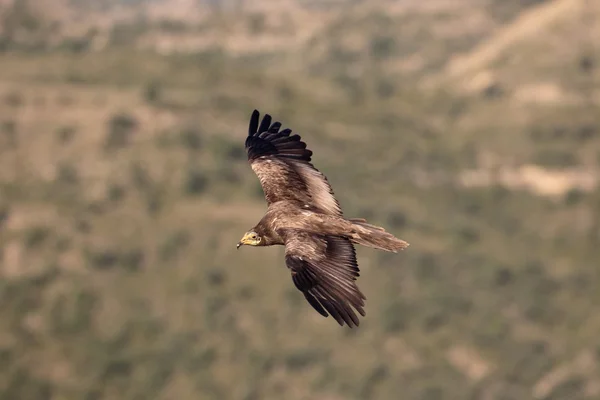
[
  {"x1": 249, "y1": 110, "x2": 260, "y2": 136},
  {"x1": 304, "y1": 292, "x2": 329, "y2": 318},
  {"x1": 268, "y1": 122, "x2": 282, "y2": 133},
  {"x1": 245, "y1": 110, "x2": 313, "y2": 162},
  {"x1": 258, "y1": 114, "x2": 272, "y2": 136}
]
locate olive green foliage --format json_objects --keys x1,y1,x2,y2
[{"x1": 0, "y1": 1, "x2": 599, "y2": 399}]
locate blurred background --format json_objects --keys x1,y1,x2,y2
[{"x1": 1, "y1": 0, "x2": 599, "y2": 399}]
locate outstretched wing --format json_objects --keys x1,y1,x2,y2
[
  {"x1": 283, "y1": 230, "x2": 366, "y2": 328},
  {"x1": 245, "y1": 109, "x2": 343, "y2": 216}
]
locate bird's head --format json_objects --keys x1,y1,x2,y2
[{"x1": 237, "y1": 230, "x2": 262, "y2": 249}]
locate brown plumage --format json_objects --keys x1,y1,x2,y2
[{"x1": 237, "y1": 109, "x2": 409, "y2": 328}]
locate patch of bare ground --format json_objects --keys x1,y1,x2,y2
[
  {"x1": 459, "y1": 164, "x2": 599, "y2": 196},
  {"x1": 445, "y1": 0, "x2": 590, "y2": 80}
]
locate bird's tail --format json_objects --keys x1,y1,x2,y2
[{"x1": 348, "y1": 218, "x2": 409, "y2": 253}]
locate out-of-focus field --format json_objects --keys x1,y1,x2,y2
[{"x1": 1, "y1": 0, "x2": 599, "y2": 399}]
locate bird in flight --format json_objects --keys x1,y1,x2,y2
[{"x1": 237, "y1": 110, "x2": 409, "y2": 327}]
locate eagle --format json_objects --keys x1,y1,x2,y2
[{"x1": 237, "y1": 110, "x2": 409, "y2": 328}]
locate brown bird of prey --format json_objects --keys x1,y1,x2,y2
[{"x1": 237, "y1": 110, "x2": 409, "y2": 327}]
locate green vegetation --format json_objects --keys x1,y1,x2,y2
[{"x1": 0, "y1": 0, "x2": 599, "y2": 399}]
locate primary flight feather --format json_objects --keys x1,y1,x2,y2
[{"x1": 237, "y1": 109, "x2": 409, "y2": 328}]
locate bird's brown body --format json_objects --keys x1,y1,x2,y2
[
  {"x1": 238, "y1": 110, "x2": 409, "y2": 327},
  {"x1": 251, "y1": 201, "x2": 406, "y2": 250}
]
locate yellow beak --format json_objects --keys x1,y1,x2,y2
[
  {"x1": 237, "y1": 234, "x2": 249, "y2": 249},
  {"x1": 237, "y1": 232, "x2": 254, "y2": 249}
]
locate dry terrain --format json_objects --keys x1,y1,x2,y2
[{"x1": 0, "y1": 0, "x2": 599, "y2": 399}]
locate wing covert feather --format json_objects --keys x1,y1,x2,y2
[{"x1": 245, "y1": 110, "x2": 342, "y2": 216}]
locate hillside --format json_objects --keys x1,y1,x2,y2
[{"x1": 0, "y1": 0, "x2": 599, "y2": 399}]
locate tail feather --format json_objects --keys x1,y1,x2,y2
[
  {"x1": 348, "y1": 218, "x2": 384, "y2": 231},
  {"x1": 349, "y1": 219, "x2": 409, "y2": 253}
]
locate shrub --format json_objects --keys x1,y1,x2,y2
[
  {"x1": 105, "y1": 113, "x2": 138, "y2": 150},
  {"x1": 184, "y1": 168, "x2": 208, "y2": 196},
  {"x1": 56, "y1": 125, "x2": 76, "y2": 144},
  {"x1": 143, "y1": 81, "x2": 162, "y2": 104}
]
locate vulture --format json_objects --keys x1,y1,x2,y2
[{"x1": 237, "y1": 110, "x2": 409, "y2": 327}]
